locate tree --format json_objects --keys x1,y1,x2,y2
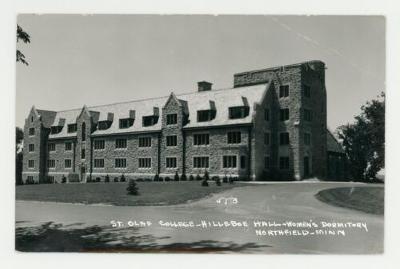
[
  {"x1": 16, "y1": 127, "x2": 24, "y2": 185},
  {"x1": 17, "y1": 25, "x2": 30, "y2": 65},
  {"x1": 337, "y1": 92, "x2": 385, "y2": 182},
  {"x1": 126, "y1": 179, "x2": 139, "y2": 195}
]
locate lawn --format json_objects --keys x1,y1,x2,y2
[
  {"x1": 315, "y1": 186, "x2": 384, "y2": 215},
  {"x1": 16, "y1": 181, "x2": 240, "y2": 206}
]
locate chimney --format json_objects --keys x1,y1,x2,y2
[{"x1": 197, "y1": 81, "x2": 212, "y2": 92}]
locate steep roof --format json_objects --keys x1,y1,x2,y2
[
  {"x1": 327, "y1": 130, "x2": 345, "y2": 153},
  {"x1": 48, "y1": 83, "x2": 269, "y2": 139}
]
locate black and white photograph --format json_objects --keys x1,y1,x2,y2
[{"x1": 13, "y1": 14, "x2": 387, "y2": 255}]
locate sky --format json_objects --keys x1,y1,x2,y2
[{"x1": 16, "y1": 15, "x2": 385, "y2": 130}]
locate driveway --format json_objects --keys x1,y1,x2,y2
[{"x1": 15, "y1": 182, "x2": 383, "y2": 254}]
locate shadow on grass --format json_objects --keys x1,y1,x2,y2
[{"x1": 16, "y1": 222, "x2": 270, "y2": 253}]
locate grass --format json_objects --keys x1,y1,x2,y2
[
  {"x1": 16, "y1": 181, "x2": 240, "y2": 206},
  {"x1": 315, "y1": 186, "x2": 384, "y2": 215}
]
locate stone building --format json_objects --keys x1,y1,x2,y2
[{"x1": 22, "y1": 60, "x2": 345, "y2": 183}]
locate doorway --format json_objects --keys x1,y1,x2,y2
[
  {"x1": 304, "y1": 157, "x2": 310, "y2": 178},
  {"x1": 80, "y1": 166, "x2": 86, "y2": 182}
]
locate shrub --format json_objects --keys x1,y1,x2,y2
[
  {"x1": 223, "y1": 175, "x2": 228, "y2": 183},
  {"x1": 126, "y1": 179, "x2": 139, "y2": 195},
  {"x1": 120, "y1": 174, "x2": 126, "y2": 182},
  {"x1": 137, "y1": 178, "x2": 144, "y2": 182},
  {"x1": 114, "y1": 177, "x2": 119, "y2": 182},
  {"x1": 158, "y1": 177, "x2": 164, "y2": 182},
  {"x1": 195, "y1": 174, "x2": 202, "y2": 181},
  {"x1": 105, "y1": 175, "x2": 110, "y2": 183},
  {"x1": 61, "y1": 175, "x2": 67, "y2": 184},
  {"x1": 26, "y1": 177, "x2": 34, "y2": 185},
  {"x1": 153, "y1": 174, "x2": 160, "y2": 182},
  {"x1": 204, "y1": 171, "x2": 210, "y2": 181},
  {"x1": 189, "y1": 175, "x2": 194, "y2": 181},
  {"x1": 211, "y1": 176, "x2": 219, "y2": 181},
  {"x1": 165, "y1": 177, "x2": 171, "y2": 182},
  {"x1": 145, "y1": 177, "x2": 152, "y2": 182},
  {"x1": 229, "y1": 176, "x2": 235, "y2": 184},
  {"x1": 180, "y1": 173, "x2": 187, "y2": 181},
  {"x1": 96, "y1": 177, "x2": 101, "y2": 182},
  {"x1": 174, "y1": 171, "x2": 179, "y2": 181},
  {"x1": 86, "y1": 176, "x2": 91, "y2": 183},
  {"x1": 216, "y1": 177, "x2": 222, "y2": 186}
]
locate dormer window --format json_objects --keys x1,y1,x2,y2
[
  {"x1": 50, "y1": 126, "x2": 63, "y2": 134},
  {"x1": 98, "y1": 121, "x2": 111, "y2": 130},
  {"x1": 197, "y1": 110, "x2": 216, "y2": 122},
  {"x1": 119, "y1": 118, "x2": 134, "y2": 129},
  {"x1": 67, "y1": 124, "x2": 77, "y2": 133},
  {"x1": 229, "y1": 106, "x2": 249, "y2": 119},
  {"x1": 143, "y1": 115, "x2": 159, "y2": 127}
]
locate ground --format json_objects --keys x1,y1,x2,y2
[{"x1": 15, "y1": 181, "x2": 384, "y2": 254}]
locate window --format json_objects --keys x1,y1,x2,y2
[
  {"x1": 139, "y1": 137, "x2": 152, "y2": 147},
  {"x1": 28, "y1": 160, "x2": 34, "y2": 168},
  {"x1": 304, "y1": 133, "x2": 311, "y2": 145},
  {"x1": 119, "y1": 118, "x2": 134, "y2": 129},
  {"x1": 65, "y1": 159, "x2": 72, "y2": 168},
  {"x1": 65, "y1": 142, "x2": 72, "y2": 151},
  {"x1": 81, "y1": 149, "x2": 85, "y2": 159},
  {"x1": 227, "y1": 131, "x2": 241, "y2": 144},
  {"x1": 264, "y1": 156, "x2": 270, "y2": 169},
  {"x1": 303, "y1": 85, "x2": 311, "y2": 98},
  {"x1": 143, "y1": 116, "x2": 159, "y2": 127},
  {"x1": 115, "y1": 138, "x2": 127, "y2": 149},
  {"x1": 264, "y1": 108, "x2": 270, "y2": 121},
  {"x1": 280, "y1": 109, "x2": 289, "y2": 121},
  {"x1": 197, "y1": 110, "x2": 216, "y2": 122},
  {"x1": 279, "y1": 85, "x2": 289, "y2": 98},
  {"x1": 279, "y1": 157, "x2": 290, "y2": 169},
  {"x1": 193, "y1": 134, "x2": 209, "y2": 146},
  {"x1": 166, "y1": 157, "x2": 177, "y2": 168},
  {"x1": 94, "y1": 140, "x2": 105, "y2": 150},
  {"x1": 94, "y1": 159, "x2": 105, "y2": 168},
  {"x1": 166, "y1": 114, "x2": 177, "y2": 125},
  {"x1": 98, "y1": 121, "x2": 111, "y2": 130},
  {"x1": 223, "y1": 155, "x2": 237, "y2": 168},
  {"x1": 280, "y1": 132, "x2": 290, "y2": 145},
  {"x1": 47, "y1": 159, "x2": 55, "y2": 168},
  {"x1": 50, "y1": 126, "x2": 62, "y2": 134},
  {"x1": 264, "y1": 133, "x2": 270, "y2": 145},
  {"x1": 115, "y1": 158, "x2": 127, "y2": 168},
  {"x1": 28, "y1": 144, "x2": 34, "y2": 152},
  {"x1": 240, "y1": 156, "x2": 246, "y2": 169},
  {"x1": 304, "y1": 109, "x2": 312, "y2": 121},
  {"x1": 166, "y1": 135, "x2": 177, "y2": 147},
  {"x1": 27, "y1": 176, "x2": 34, "y2": 182},
  {"x1": 31, "y1": 116, "x2": 34, "y2": 122},
  {"x1": 229, "y1": 106, "x2": 249, "y2": 119},
  {"x1": 67, "y1": 124, "x2": 77, "y2": 133},
  {"x1": 29, "y1": 128, "x2": 35, "y2": 136},
  {"x1": 48, "y1": 143, "x2": 56, "y2": 152},
  {"x1": 193, "y1": 157, "x2": 209, "y2": 168},
  {"x1": 81, "y1": 123, "x2": 86, "y2": 141},
  {"x1": 138, "y1": 158, "x2": 151, "y2": 168}
]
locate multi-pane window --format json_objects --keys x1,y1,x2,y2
[
  {"x1": 50, "y1": 126, "x2": 62, "y2": 134},
  {"x1": 166, "y1": 114, "x2": 177, "y2": 125},
  {"x1": 166, "y1": 157, "x2": 177, "y2": 168},
  {"x1": 48, "y1": 143, "x2": 56, "y2": 152},
  {"x1": 223, "y1": 155, "x2": 237, "y2": 168},
  {"x1": 28, "y1": 144, "x2": 34, "y2": 152},
  {"x1": 280, "y1": 109, "x2": 289, "y2": 121},
  {"x1": 304, "y1": 133, "x2": 311, "y2": 145},
  {"x1": 193, "y1": 157, "x2": 209, "y2": 168},
  {"x1": 142, "y1": 116, "x2": 158, "y2": 127},
  {"x1": 280, "y1": 132, "x2": 290, "y2": 145},
  {"x1": 115, "y1": 138, "x2": 127, "y2": 149},
  {"x1": 240, "y1": 156, "x2": 246, "y2": 169},
  {"x1": 138, "y1": 158, "x2": 151, "y2": 168},
  {"x1": 264, "y1": 156, "x2": 271, "y2": 169},
  {"x1": 94, "y1": 159, "x2": 105, "y2": 168},
  {"x1": 303, "y1": 84, "x2": 311, "y2": 98},
  {"x1": 81, "y1": 148, "x2": 85, "y2": 159},
  {"x1": 193, "y1": 134, "x2": 209, "y2": 146},
  {"x1": 139, "y1": 137, "x2": 152, "y2": 147},
  {"x1": 29, "y1": 128, "x2": 35, "y2": 136},
  {"x1": 67, "y1": 124, "x2": 77, "y2": 133},
  {"x1": 65, "y1": 142, "x2": 72, "y2": 151},
  {"x1": 98, "y1": 121, "x2": 111, "y2": 130},
  {"x1": 94, "y1": 140, "x2": 105, "y2": 150},
  {"x1": 81, "y1": 123, "x2": 86, "y2": 141},
  {"x1": 47, "y1": 159, "x2": 55, "y2": 168},
  {"x1": 197, "y1": 110, "x2": 216, "y2": 122},
  {"x1": 229, "y1": 106, "x2": 249, "y2": 119},
  {"x1": 304, "y1": 109, "x2": 312, "y2": 121},
  {"x1": 279, "y1": 85, "x2": 289, "y2": 98},
  {"x1": 264, "y1": 133, "x2": 270, "y2": 145},
  {"x1": 166, "y1": 135, "x2": 177, "y2": 147},
  {"x1": 65, "y1": 159, "x2": 72, "y2": 168},
  {"x1": 264, "y1": 108, "x2": 270, "y2": 121},
  {"x1": 227, "y1": 131, "x2": 241, "y2": 144},
  {"x1": 279, "y1": 157, "x2": 290, "y2": 169},
  {"x1": 119, "y1": 118, "x2": 134, "y2": 129},
  {"x1": 28, "y1": 160, "x2": 34, "y2": 168},
  {"x1": 115, "y1": 158, "x2": 127, "y2": 168}
]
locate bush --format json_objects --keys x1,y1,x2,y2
[
  {"x1": 204, "y1": 171, "x2": 210, "y2": 181},
  {"x1": 137, "y1": 178, "x2": 144, "y2": 182},
  {"x1": 86, "y1": 176, "x2": 91, "y2": 183},
  {"x1": 126, "y1": 179, "x2": 139, "y2": 195},
  {"x1": 189, "y1": 175, "x2": 194, "y2": 181},
  {"x1": 213, "y1": 176, "x2": 221, "y2": 186},
  {"x1": 120, "y1": 174, "x2": 126, "y2": 182},
  {"x1": 61, "y1": 175, "x2": 67, "y2": 184},
  {"x1": 145, "y1": 177, "x2": 152, "y2": 182},
  {"x1": 174, "y1": 171, "x2": 179, "y2": 181},
  {"x1": 165, "y1": 177, "x2": 171, "y2": 182},
  {"x1": 158, "y1": 177, "x2": 164, "y2": 182},
  {"x1": 223, "y1": 175, "x2": 228, "y2": 183},
  {"x1": 153, "y1": 174, "x2": 160, "y2": 182},
  {"x1": 96, "y1": 177, "x2": 101, "y2": 182},
  {"x1": 201, "y1": 179, "x2": 209, "y2": 187},
  {"x1": 180, "y1": 173, "x2": 187, "y2": 181},
  {"x1": 196, "y1": 174, "x2": 202, "y2": 181},
  {"x1": 26, "y1": 177, "x2": 35, "y2": 185},
  {"x1": 105, "y1": 175, "x2": 110, "y2": 183},
  {"x1": 114, "y1": 177, "x2": 119, "y2": 182},
  {"x1": 229, "y1": 176, "x2": 235, "y2": 184}
]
